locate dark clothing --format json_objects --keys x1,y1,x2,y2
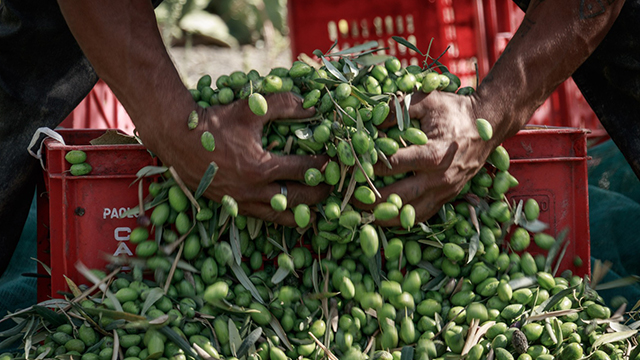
[
  {"x1": 513, "y1": 0, "x2": 640, "y2": 179},
  {"x1": 0, "y1": 0, "x2": 98, "y2": 275},
  {"x1": 0, "y1": 0, "x2": 161, "y2": 276}
]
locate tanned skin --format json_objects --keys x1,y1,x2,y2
[
  {"x1": 56, "y1": 1, "x2": 331, "y2": 227},
  {"x1": 356, "y1": 0, "x2": 625, "y2": 226}
]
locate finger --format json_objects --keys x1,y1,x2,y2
[
  {"x1": 376, "y1": 172, "x2": 455, "y2": 210},
  {"x1": 240, "y1": 202, "x2": 297, "y2": 228},
  {"x1": 369, "y1": 180, "x2": 453, "y2": 228},
  {"x1": 377, "y1": 110, "x2": 398, "y2": 129},
  {"x1": 407, "y1": 91, "x2": 439, "y2": 120},
  {"x1": 373, "y1": 141, "x2": 455, "y2": 176},
  {"x1": 409, "y1": 188, "x2": 457, "y2": 223},
  {"x1": 264, "y1": 92, "x2": 316, "y2": 123},
  {"x1": 264, "y1": 153, "x2": 330, "y2": 182},
  {"x1": 244, "y1": 181, "x2": 332, "y2": 208},
  {"x1": 350, "y1": 174, "x2": 429, "y2": 212}
]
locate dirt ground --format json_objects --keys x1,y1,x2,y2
[{"x1": 167, "y1": 43, "x2": 294, "y2": 89}]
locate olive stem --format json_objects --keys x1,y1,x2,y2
[
  {"x1": 162, "y1": 221, "x2": 196, "y2": 255},
  {"x1": 137, "y1": 180, "x2": 145, "y2": 217},
  {"x1": 349, "y1": 139, "x2": 381, "y2": 199},
  {"x1": 164, "y1": 242, "x2": 184, "y2": 294}
]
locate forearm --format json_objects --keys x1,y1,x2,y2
[
  {"x1": 475, "y1": 0, "x2": 625, "y2": 142},
  {"x1": 56, "y1": 1, "x2": 194, "y2": 153}
]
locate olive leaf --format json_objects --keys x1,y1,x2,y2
[
  {"x1": 422, "y1": 272, "x2": 447, "y2": 292},
  {"x1": 467, "y1": 233, "x2": 480, "y2": 265},
  {"x1": 543, "y1": 320, "x2": 558, "y2": 346},
  {"x1": 544, "y1": 228, "x2": 568, "y2": 273},
  {"x1": 400, "y1": 346, "x2": 414, "y2": 360},
  {"x1": 228, "y1": 318, "x2": 243, "y2": 359},
  {"x1": 508, "y1": 275, "x2": 537, "y2": 290},
  {"x1": 76, "y1": 262, "x2": 123, "y2": 312},
  {"x1": 35, "y1": 345, "x2": 53, "y2": 360},
  {"x1": 313, "y1": 78, "x2": 343, "y2": 87},
  {"x1": 218, "y1": 206, "x2": 230, "y2": 227},
  {"x1": 594, "y1": 275, "x2": 640, "y2": 291},
  {"x1": 236, "y1": 328, "x2": 262, "y2": 359},
  {"x1": 230, "y1": 222, "x2": 242, "y2": 266},
  {"x1": 393, "y1": 94, "x2": 404, "y2": 131},
  {"x1": 376, "y1": 149, "x2": 393, "y2": 170},
  {"x1": 208, "y1": 298, "x2": 259, "y2": 314},
  {"x1": 330, "y1": 40, "x2": 379, "y2": 56},
  {"x1": 312, "y1": 259, "x2": 320, "y2": 294},
  {"x1": 149, "y1": 314, "x2": 173, "y2": 327},
  {"x1": 0, "y1": 319, "x2": 27, "y2": 338},
  {"x1": 321, "y1": 57, "x2": 348, "y2": 83},
  {"x1": 266, "y1": 237, "x2": 287, "y2": 254},
  {"x1": 552, "y1": 318, "x2": 563, "y2": 349},
  {"x1": 513, "y1": 200, "x2": 524, "y2": 225},
  {"x1": 552, "y1": 240, "x2": 570, "y2": 277},
  {"x1": 403, "y1": 93, "x2": 412, "y2": 130},
  {"x1": 378, "y1": 225, "x2": 389, "y2": 251},
  {"x1": 83, "y1": 308, "x2": 146, "y2": 323},
  {"x1": 271, "y1": 267, "x2": 291, "y2": 285},
  {"x1": 0, "y1": 334, "x2": 22, "y2": 351},
  {"x1": 194, "y1": 162, "x2": 218, "y2": 199},
  {"x1": 609, "y1": 322, "x2": 634, "y2": 333},
  {"x1": 64, "y1": 275, "x2": 82, "y2": 298},
  {"x1": 350, "y1": 86, "x2": 378, "y2": 107},
  {"x1": 269, "y1": 316, "x2": 293, "y2": 351},
  {"x1": 520, "y1": 219, "x2": 549, "y2": 233},
  {"x1": 141, "y1": 287, "x2": 164, "y2": 316},
  {"x1": 135, "y1": 165, "x2": 168, "y2": 180},
  {"x1": 354, "y1": 54, "x2": 394, "y2": 67},
  {"x1": 531, "y1": 283, "x2": 580, "y2": 316},
  {"x1": 197, "y1": 221, "x2": 211, "y2": 249},
  {"x1": 368, "y1": 252, "x2": 382, "y2": 289},
  {"x1": 246, "y1": 217, "x2": 263, "y2": 240},
  {"x1": 343, "y1": 58, "x2": 360, "y2": 78},
  {"x1": 592, "y1": 330, "x2": 637, "y2": 350},
  {"x1": 526, "y1": 309, "x2": 578, "y2": 322},
  {"x1": 340, "y1": 172, "x2": 358, "y2": 212},
  {"x1": 30, "y1": 257, "x2": 51, "y2": 277},
  {"x1": 416, "y1": 261, "x2": 443, "y2": 277},
  {"x1": 391, "y1": 36, "x2": 424, "y2": 56},
  {"x1": 438, "y1": 205, "x2": 448, "y2": 223},
  {"x1": 229, "y1": 262, "x2": 264, "y2": 305},
  {"x1": 158, "y1": 326, "x2": 198, "y2": 359},
  {"x1": 418, "y1": 223, "x2": 433, "y2": 234}
]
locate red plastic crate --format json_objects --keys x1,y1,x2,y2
[
  {"x1": 37, "y1": 129, "x2": 157, "y2": 301},
  {"x1": 59, "y1": 80, "x2": 135, "y2": 134},
  {"x1": 287, "y1": 0, "x2": 490, "y2": 87},
  {"x1": 503, "y1": 127, "x2": 590, "y2": 277}
]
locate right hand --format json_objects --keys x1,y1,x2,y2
[
  {"x1": 142, "y1": 92, "x2": 331, "y2": 227},
  {"x1": 352, "y1": 91, "x2": 498, "y2": 226}
]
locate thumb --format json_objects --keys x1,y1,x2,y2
[{"x1": 264, "y1": 92, "x2": 316, "y2": 122}]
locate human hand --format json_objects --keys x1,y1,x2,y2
[
  {"x1": 353, "y1": 91, "x2": 500, "y2": 226},
  {"x1": 143, "y1": 92, "x2": 331, "y2": 227}
]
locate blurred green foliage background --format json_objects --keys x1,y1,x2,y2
[{"x1": 155, "y1": 0, "x2": 289, "y2": 47}]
